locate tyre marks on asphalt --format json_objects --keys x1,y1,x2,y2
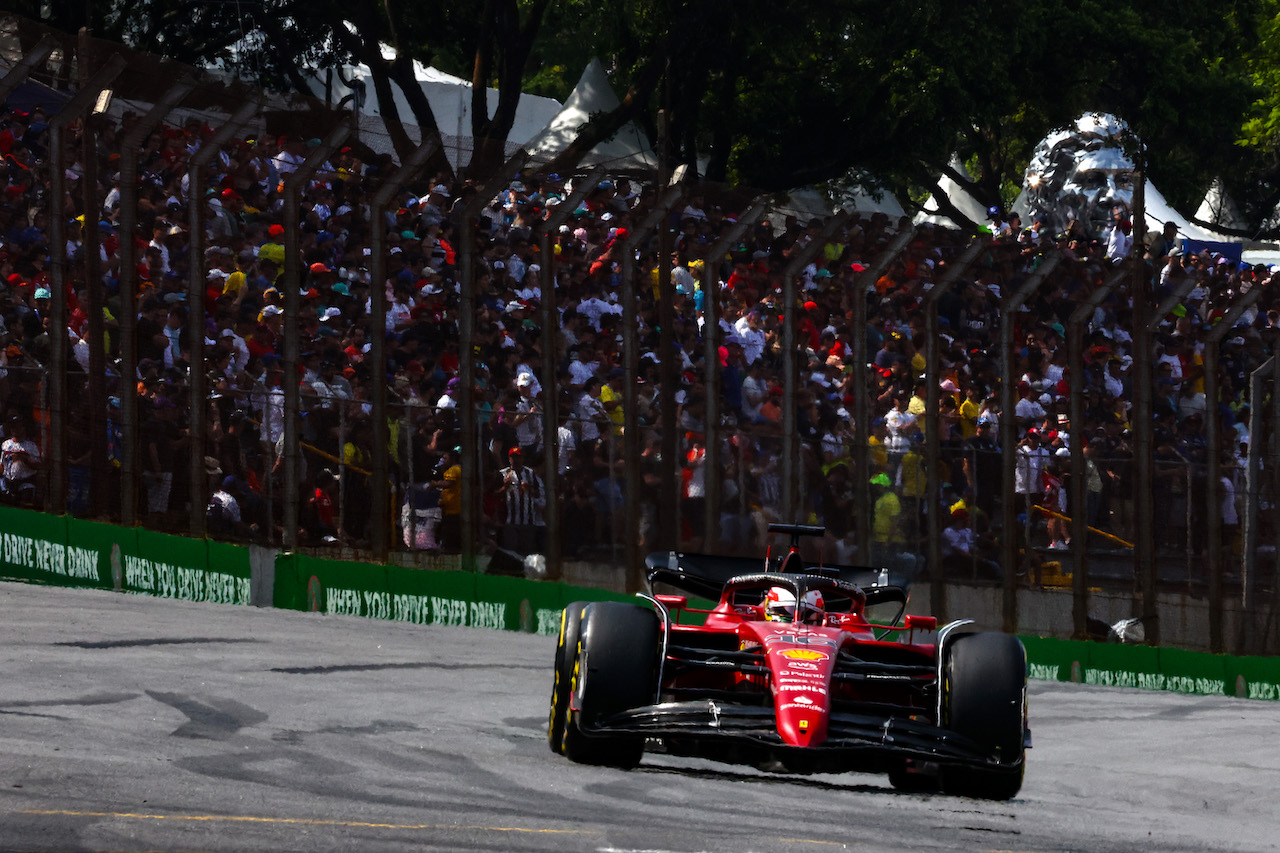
[{"x1": 145, "y1": 690, "x2": 268, "y2": 740}]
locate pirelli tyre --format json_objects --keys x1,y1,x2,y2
[
  {"x1": 940, "y1": 631, "x2": 1028, "y2": 800},
  {"x1": 562, "y1": 602, "x2": 660, "y2": 769},
  {"x1": 548, "y1": 601, "x2": 590, "y2": 754}
]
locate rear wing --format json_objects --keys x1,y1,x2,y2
[{"x1": 645, "y1": 550, "x2": 907, "y2": 604}]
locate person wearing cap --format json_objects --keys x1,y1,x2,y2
[
  {"x1": 1015, "y1": 427, "x2": 1051, "y2": 522},
  {"x1": 30, "y1": 286, "x2": 51, "y2": 339},
  {"x1": 214, "y1": 325, "x2": 249, "y2": 375},
  {"x1": 306, "y1": 469, "x2": 342, "y2": 544},
  {"x1": 308, "y1": 260, "x2": 337, "y2": 285},
  {"x1": 509, "y1": 371, "x2": 543, "y2": 460},
  {"x1": 1014, "y1": 378, "x2": 1046, "y2": 430},
  {"x1": 496, "y1": 446, "x2": 545, "y2": 556},
  {"x1": 206, "y1": 474, "x2": 256, "y2": 539},
  {"x1": 271, "y1": 135, "x2": 306, "y2": 177},
  {"x1": 869, "y1": 472, "x2": 903, "y2": 568},
  {"x1": 883, "y1": 391, "x2": 918, "y2": 472},
  {"x1": 258, "y1": 302, "x2": 284, "y2": 326},
  {"x1": 148, "y1": 219, "x2": 174, "y2": 275},
  {"x1": 1, "y1": 418, "x2": 40, "y2": 506},
  {"x1": 573, "y1": 375, "x2": 609, "y2": 462},
  {"x1": 1145, "y1": 220, "x2": 1180, "y2": 263},
  {"x1": 732, "y1": 309, "x2": 768, "y2": 365},
  {"x1": 207, "y1": 190, "x2": 240, "y2": 242},
  {"x1": 941, "y1": 507, "x2": 999, "y2": 579},
  {"x1": 431, "y1": 447, "x2": 462, "y2": 552},
  {"x1": 436, "y1": 376, "x2": 460, "y2": 410}
]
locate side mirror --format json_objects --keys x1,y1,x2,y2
[
  {"x1": 656, "y1": 594, "x2": 688, "y2": 611},
  {"x1": 904, "y1": 614, "x2": 937, "y2": 632}
]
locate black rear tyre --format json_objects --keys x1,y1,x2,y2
[
  {"x1": 548, "y1": 601, "x2": 589, "y2": 754},
  {"x1": 940, "y1": 631, "x2": 1027, "y2": 800},
  {"x1": 562, "y1": 602, "x2": 660, "y2": 769}
]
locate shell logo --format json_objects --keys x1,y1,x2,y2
[
  {"x1": 793, "y1": 695, "x2": 814, "y2": 705},
  {"x1": 779, "y1": 648, "x2": 830, "y2": 662}
]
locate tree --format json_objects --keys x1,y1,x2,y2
[{"x1": 8, "y1": 0, "x2": 1269, "y2": 232}]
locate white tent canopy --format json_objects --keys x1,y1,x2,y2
[
  {"x1": 771, "y1": 185, "x2": 906, "y2": 230},
  {"x1": 1196, "y1": 178, "x2": 1248, "y2": 233},
  {"x1": 1136, "y1": 182, "x2": 1236, "y2": 244},
  {"x1": 524, "y1": 58, "x2": 657, "y2": 172},
  {"x1": 839, "y1": 185, "x2": 906, "y2": 220},
  {"x1": 305, "y1": 57, "x2": 562, "y2": 171},
  {"x1": 913, "y1": 156, "x2": 990, "y2": 230}
]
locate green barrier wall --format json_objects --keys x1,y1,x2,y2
[
  {"x1": 1019, "y1": 634, "x2": 1280, "y2": 700},
  {"x1": 68, "y1": 516, "x2": 138, "y2": 590},
  {"x1": 0, "y1": 506, "x2": 250, "y2": 605},
  {"x1": 0, "y1": 505, "x2": 92, "y2": 588},
  {"x1": 273, "y1": 552, "x2": 633, "y2": 636}
]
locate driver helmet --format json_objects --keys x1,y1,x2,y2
[{"x1": 764, "y1": 587, "x2": 825, "y2": 623}]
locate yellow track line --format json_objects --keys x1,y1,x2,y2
[
  {"x1": 22, "y1": 809, "x2": 853, "y2": 847},
  {"x1": 20, "y1": 809, "x2": 586, "y2": 834}
]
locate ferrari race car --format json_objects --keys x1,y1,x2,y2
[{"x1": 547, "y1": 524, "x2": 1029, "y2": 799}]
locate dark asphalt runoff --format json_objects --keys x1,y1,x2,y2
[{"x1": 1, "y1": 581, "x2": 1277, "y2": 853}]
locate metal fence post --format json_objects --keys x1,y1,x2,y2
[
  {"x1": 534, "y1": 167, "x2": 606, "y2": 579},
  {"x1": 700, "y1": 201, "x2": 766, "y2": 547},
  {"x1": 1201, "y1": 284, "x2": 1265, "y2": 652},
  {"x1": 186, "y1": 99, "x2": 261, "y2": 537},
  {"x1": 1066, "y1": 267, "x2": 1125, "y2": 638},
  {"x1": 44, "y1": 53, "x2": 126, "y2": 516},
  {"x1": 999, "y1": 252, "x2": 1061, "y2": 634},
  {"x1": 366, "y1": 139, "x2": 439, "y2": 558},
  {"x1": 849, "y1": 227, "x2": 915, "y2": 559},
  {"x1": 281, "y1": 122, "x2": 351, "y2": 550},
  {"x1": 114, "y1": 78, "x2": 194, "y2": 527},
  {"x1": 457, "y1": 151, "x2": 528, "y2": 569},
  {"x1": 616, "y1": 185, "x2": 683, "y2": 587},
  {"x1": 1240, "y1": 356, "x2": 1274, "y2": 654},
  {"x1": 779, "y1": 213, "x2": 849, "y2": 525},
  {"x1": 924, "y1": 236, "x2": 987, "y2": 622}
]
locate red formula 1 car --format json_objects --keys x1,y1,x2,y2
[{"x1": 548, "y1": 524, "x2": 1029, "y2": 799}]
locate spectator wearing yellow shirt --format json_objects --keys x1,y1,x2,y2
[
  {"x1": 957, "y1": 384, "x2": 982, "y2": 439},
  {"x1": 435, "y1": 448, "x2": 462, "y2": 552},
  {"x1": 223, "y1": 249, "x2": 254, "y2": 309},
  {"x1": 599, "y1": 366, "x2": 626, "y2": 436},
  {"x1": 870, "y1": 473, "x2": 902, "y2": 566}
]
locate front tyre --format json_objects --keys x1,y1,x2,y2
[
  {"x1": 548, "y1": 601, "x2": 590, "y2": 754},
  {"x1": 940, "y1": 631, "x2": 1027, "y2": 800},
  {"x1": 562, "y1": 602, "x2": 660, "y2": 769}
]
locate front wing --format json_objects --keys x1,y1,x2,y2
[{"x1": 582, "y1": 699, "x2": 1022, "y2": 770}]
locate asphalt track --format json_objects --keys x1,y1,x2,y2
[{"x1": 1, "y1": 581, "x2": 1278, "y2": 853}]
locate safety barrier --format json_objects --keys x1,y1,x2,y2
[
  {"x1": 2, "y1": 505, "x2": 1276, "y2": 698},
  {"x1": 0, "y1": 505, "x2": 251, "y2": 604},
  {"x1": 272, "y1": 552, "x2": 635, "y2": 636},
  {"x1": 1021, "y1": 635, "x2": 1280, "y2": 701}
]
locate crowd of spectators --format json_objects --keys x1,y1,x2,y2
[{"x1": 0, "y1": 99, "x2": 1276, "y2": 570}]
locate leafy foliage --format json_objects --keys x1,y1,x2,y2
[{"x1": 13, "y1": 0, "x2": 1277, "y2": 229}]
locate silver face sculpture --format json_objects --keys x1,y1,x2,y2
[{"x1": 1022, "y1": 113, "x2": 1136, "y2": 238}]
